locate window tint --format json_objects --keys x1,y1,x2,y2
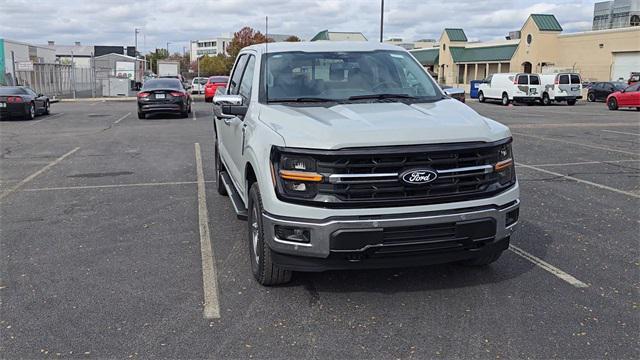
[
  {"x1": 141, "y1": 79, "x2": 182, "y2": 90},
  {"x1": 626, "y1": 83, "x2": 640, "y2": 92},
  {"x1": 264, "y1": 50, "x2": 440, "y2": 101},
  {"x1": 594, "y1": 82, "x2": 604, "y2": 89},
  {"x1": 209, "y1": 76, "x2": 228, "y2": 83},
  {"x1": 0, "y1": 87, "x2": 27, "y2": 95},
  {"x1": 485, "y1": 75, "x2": 492, "y2": 83},
  {"x1": 229, "y1": 55, "x2": 248, "y2": 95},
  {"x1": 238, "y1": 56, "x2": 256, "y2": 99},
  {"x1": 559, "y1": 75, "x2": 570, "y2": 84},
  {"x1": 517, "y1": 75, "x2": 528, "y2": 85},
  {"x1": 570, "y1": 74, "x2": 581, "y2": 84},
  {"x1": 529, "y1": 75, "x2": 540, "y2": 85}
]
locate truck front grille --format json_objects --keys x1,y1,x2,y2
[{"x1": 312, "y1": 141, "x2": 510, "y2": 207}]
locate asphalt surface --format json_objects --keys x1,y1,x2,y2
[{"x1": 1, "y1": 98, "x2": 638, "y2": 359}]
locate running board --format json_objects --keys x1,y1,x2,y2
[{"x1": 220, "y1": 171, "x2": 248, "y2": 220}]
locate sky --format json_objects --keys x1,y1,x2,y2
[{"x1": 0, "y1": 0, "x2": 597, "y2": 54}]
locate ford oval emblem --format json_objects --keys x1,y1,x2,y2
[{"x1": 400, "y1": 169, "x2": 438, "y2": 185}]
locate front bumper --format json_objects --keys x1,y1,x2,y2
[
  {"x1": 513, "y1": 96, "x2": 540, "y2": 102},
  {"x1": 554, "y1": 96, "x2": 582, "y2": 101},
  {"x1": 262, "y1": 198, "x2": 520, "y2": 272}
]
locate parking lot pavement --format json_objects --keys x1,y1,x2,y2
[{"x1": 1, "y1": 100, "x2": 638, "y2": 358}]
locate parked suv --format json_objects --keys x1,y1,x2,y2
[
  {"x1": 213, "y1": 42, "x2": 519, "y2": 285},
  {"x1": 540, "y1": 73, "x2": 582, "y2": 105},
  {"x1": 477, "y1": 73, "x2": 541, "y2": 105}
]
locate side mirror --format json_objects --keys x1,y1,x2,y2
[{"x1": 213, "y1": 94, "x2": 246, "y2": 118}]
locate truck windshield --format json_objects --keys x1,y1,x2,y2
[{"x1": 263, "y1": 50, "x2": 442, "y2": 103}]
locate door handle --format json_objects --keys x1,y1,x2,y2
[{"x1": 223, "y1": 118, "x2": 233, "y2": 126}]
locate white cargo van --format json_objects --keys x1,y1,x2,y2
[
  {"x1": 478, "y1": 73, "x2": 542, "y2": 105},
  {"x1": 540, "y1": 73, "x2": 582, "y2": 106}
]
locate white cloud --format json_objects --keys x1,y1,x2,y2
[{"x1": 0, "y1": 0, "x2": 596, "y2": 53}]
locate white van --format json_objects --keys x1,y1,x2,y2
[
  {"x1": 478, "y1": 73, "x2": 542, "y2": 105},
  {"x1": 540, "y1": 73, "x2": 582, "y2": 105}
]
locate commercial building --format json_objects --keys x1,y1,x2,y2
[
  {"x1": 385, "y1": 38, "x2": 436, "y2": 50},
  {"x1": 189, "y1": 37, "x2": 232, "y2": 62},
  {"x1": 310, "y1": 30, "x2": 367, "y2": 41},
  {"x1": 410, "y1": 14, "x2": 640, "y2": 88},
  {"x1": 0, "y1": 38, "x2": 56, "y2": 85},
  {"x1": 592, "y1": 0, "x2": 640, "y2": 30}
]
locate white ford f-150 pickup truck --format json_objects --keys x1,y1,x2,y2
[{"x1": 213, "y1": 41, "x2": 519, "y2": 285}]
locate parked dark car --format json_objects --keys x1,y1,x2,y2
[
  {"x1": 0, "y1": 86, "x2": 50, "y2": 120},
  {"x1": 137, "y1": 79, "x2": 192, "y2": 119},
  {"x1": 587, "y1": 81, "x2": 628, "y2": 102}
]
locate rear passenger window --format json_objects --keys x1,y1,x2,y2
[
  {"x1": 529, "y1": 75, "x2": 540, "y2": 85},
  {"x1": 517, "y1": 75, "x2": 528, "y2": 85},
  {"x1": 570, "y1": 74, "x2": 581, "y2": 84},
  {"x1": 559, "y1": 75, "x2": 569, "y2": 84}
]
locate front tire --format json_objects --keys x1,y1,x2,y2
[
  {"x1": 43, "y1": 101, "x2": 50, "y2": 115},
  {"x1": 501, "y1": 93, "x2": 509, "y2": 106},
  {"x1": 478, "y1": 91, "x2": 485, "y2": 103},
  {"x1": 567, "y1": 99, "x2": 576, "y2": 106},
  {"x1": 248, "y1": 183, "x2": 292, "y2": 286},
  {"x1": 137, "y1": 111, "x2": 145, "y2": 119},
  {"x1": 608, "y1": 98, "x2": 618, "y2": 110},
  {"x1": 587, "y1": 92, "x2": 595, "y2": 102}
]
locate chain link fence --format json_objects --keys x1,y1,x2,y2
[{"x1": 14, "y1": 63, "x2": 101, "y2": 99}]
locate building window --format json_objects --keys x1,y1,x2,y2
[
  {"x1": 526, "y1": 34, "x2": 532, "y2": 45},
  {"x1": 631, "y1": 15, "x2": 640, "y2": 26}
]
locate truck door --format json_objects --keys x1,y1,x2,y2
[{"x1": 218, "y1": 54, "x2": 248, "y2": 189}]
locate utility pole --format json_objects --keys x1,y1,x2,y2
[
  {"x1": 166, "y1": 42, "x2": 170, "y2": 56},
  {"x1": 134, "y1": 28, "x2": 140, "y2": 88},
  {"x1": 379, "y1": 0, "x2": 384, "y2": 42}
]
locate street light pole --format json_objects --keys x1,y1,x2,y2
[
  {"x1": 380, "y1": 0, "x2": 384, "y2": 42},
  {"x1": 166, "y1": 42, "x2": 170, "y2": 56},
  {"x1": 134, "y1": 28, "x2": 140, "y2": 88}
]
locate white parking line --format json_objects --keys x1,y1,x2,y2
[
  {"x1": 27, "y1": 112, "x2": 65, "y2": 126},
  {"x1": 602, "y1": 129, "x2": 640, "y2": 136},
  {"x1": 529, "y1": 159, "x2": 640, "y2": 167},
  {"x1": 513, "y1": 132, "x2": 639, "y2": 156},
  {"x1": 509, "y1": 245, "x2": 589, "y2": 288},
  {"x1": 0, "y1": 147, "x2": 80, "y2": 201},
  {"x1": 192, "y1": 109, "x2": 197, "y2": 121},
  {"x1": 113, "y1": 112, "x2": 131, "y2": 124},
  {"x1": 195, "y1": 142, "x2": 220, "y2": 319},
  {"x1": 517, "y1": 162, "x2": 640, "y2": 198}
]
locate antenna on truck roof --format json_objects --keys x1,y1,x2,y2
[{"x1": 265, "y1": 16, "x2": 269, "y2": 103}]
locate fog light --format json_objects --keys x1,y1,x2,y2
[
  {"x1": 506, "y1": 208, "x2": 519, "y2": 227},
  {"x1": 275, "y1": 225, "x2": 311, "y2": 243}
]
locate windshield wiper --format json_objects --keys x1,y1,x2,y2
[
  {"x1": 348, "y1": 93, "x2": 416, "y2": 100},
  {"x1": 268, "y1": 97, "x2": 340, "y2": 103}
]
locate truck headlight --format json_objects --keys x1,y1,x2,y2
[
  {"x1": 272, "y1": 150, "x2": 322, "y2": 199},
  {"x1": 495, "y1": 142, "x2": 515, "y2": 185}
]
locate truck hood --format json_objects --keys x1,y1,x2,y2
[{"x1": 259, "y1": 99, "x2": 510, "y2": 149}]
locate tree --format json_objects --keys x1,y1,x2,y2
[
  {"x1": 145, "y1": 49, "x2": 169, "y2": 75},
  {"x1": 227, "y1": 26, "x2": 271, "y2": 60},
  {"x1": 199, "y1": 54, "x2": 233, "y2": 76},
  {"x1": 284, "y1": 35, "x2": 301, "y2": 42}
]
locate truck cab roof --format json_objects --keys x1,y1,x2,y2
[{"x1": 243, "y1": 41, "x2": 405, "y2": 54}]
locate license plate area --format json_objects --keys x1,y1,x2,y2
[{"x1": 155, "y1": 93, "x2": 166, "y2": 99}]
